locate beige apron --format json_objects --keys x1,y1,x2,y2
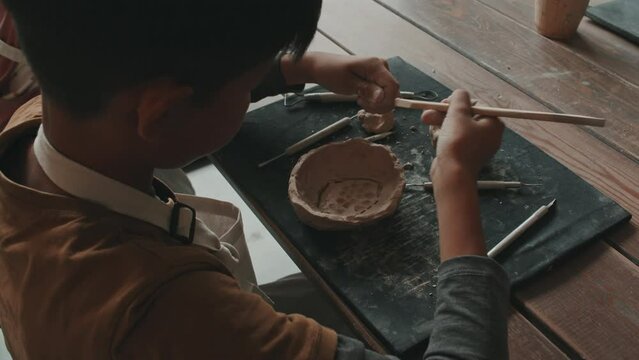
[
  {"x1": 32, "y1": 125, "x2": 260, "y2": 294},
  {"x1": 177, "y1": 194, "x2": 257, "y2": 292}
]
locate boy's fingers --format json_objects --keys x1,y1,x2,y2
[
  {"x1": 381, "y1": 58, "x2": 391, "y2": 70},
  {"x1": 361, "y1": 59, "x2": 400, "y2": 108},
  {"x1": 421, "y1": 109, "x2": 445, "y2": 125},
  {"x1": 357, "y1": 86, "x2": 390, "y2": 113},
  {"x1": 366, "y1": 58, "x2": 399, "y2": 93},
  {"x1": 354, "y1": 58, "x2": 399, "y2": 92},
  {"x1": 421, "y1": 96, "x2": 451, "y2": 125},
  {"x1": 475, "y1": 116, "x2": 505, "y2": 140},
  {"x1": 354, "y1": 75, "x2": 382, "y2": 108},
  {"x1": 357, "y1": 81, "x2": 398, "y2": 113},
  {"x1": 356, "y1": 81, "x2": 384, "y2": 104},
  {"x1": 446, "y1": 89, "x2": 472, "y2": 121}
]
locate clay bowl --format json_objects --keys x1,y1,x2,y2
[{"x1": 289, "y1": 138, "x2": 405, "y2": 231}]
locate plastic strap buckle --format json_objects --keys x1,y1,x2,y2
[{"x1": 169, "y1": 201, "x2": 196, "y2": 244}]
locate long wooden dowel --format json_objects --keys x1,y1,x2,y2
[{"x1": 395, "y1": 98, "x2": 606, "y2": 127}]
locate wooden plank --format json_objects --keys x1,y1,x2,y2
[
  {"x1": 605, "y1": 221, "x2": 639, "y2": 265},
  {"x1": 471, "y1": 0, "x2": 639, "y2": 265},
  {"x1": 376, "y1": 0, "x2": 639, "y2": 163},
  {"x1": 318, "y1": 0, "x2": 639, "y2": 262},
  {"x1": 318, "y1": 0, "x2": 639, "y2": 357},
  {"x1": 476, "y1": 0, "x2": 639, "y2": 87},
  {"x1": 508, "y1": 311, "x2": 569, "y2": 360},
  {"x1": 516, "y1": 241, "x2": 639, "y2": 359}
]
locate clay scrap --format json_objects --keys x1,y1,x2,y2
[
  {"x1": 289, "y1": 138, "x2": 405, "y2": 231},
  {"x1": 357, "y1": 110, "x2": 395, "y2": 134},
  {"x1": 429, "y1": 125, "x2": 441, "y2": 149}
]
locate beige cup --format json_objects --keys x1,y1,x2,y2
[{"x1": 535, "y1": 0, "x2": 590, "y2": 39}]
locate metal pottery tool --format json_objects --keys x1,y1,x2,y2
[
  {"x1": 258, "y1": 114, "x2": 357, "y2": 168},
  {"x1": 363, "y1": 131, "x2": 394, "y2": 142},
  {"x1": 406, "y1": 181, "x2": 541, "y2": 190},
  {"x1": 488, "y1": 199, "x2": 557, "y2": 258},
  {"x1": 395, "y1": 98, "x2": 606, "y2": 127},
  {"x1": 284, "y1": 90, "x2": 438, "y2": 107}
]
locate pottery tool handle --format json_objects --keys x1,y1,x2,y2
[
  {"x1": 364, "y1": 131, "x2": 394, "y2": 142},
  {"x1": 476, "y1": 181, "x2": 523, "y2": 189},
  {"x1": 285, "y1": 115, "x2": 354, "y2": 155},
  {"x1": 258, "y1": 115, "x2": 354, "y2": 168},
  {"x1": 395, "y1": 98, "x2": 606, "y2": 127},
  {"x1": 305, "y1": 93, "x2": 358, "y2": 103},
  {"x1": 488, "y1": 199, "x2": 556, "y2": 258},
  {"x1": 416, "y1": 180, "x2": 524, "y2": 190},
  {"x1": 304, "y1": 91, "x2": 422, "y2": 103}
]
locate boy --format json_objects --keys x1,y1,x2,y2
[{"x1": 0, "y1": 0, "x2": 509, "y2": 359}]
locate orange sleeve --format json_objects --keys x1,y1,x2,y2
[
  {"x1": 118, "y1": 271, "x2": 338, "y2": 360},
  {"x1": 3, "y1": 95, "x2": 42, "y2": 133}
]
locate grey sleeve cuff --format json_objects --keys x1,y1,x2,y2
[
  {"x1": 250, "y1": 53, "x2": 305, "y2": 102},
  {"x1": 437, "y1": 255, "x2": 509, "y2": 283},
  {"x1": 334, "y1": 335, "x2": 399, "y2": 360},
  {"x1": 334, "y1": 257, "x2": 509, "y2": 360},
  {"x1": 424, "y1": 256, "x2": 510, "y2": 360}
]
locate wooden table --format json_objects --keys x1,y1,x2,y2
[{"x1": 244, "y1": 1, "x2": 639, "y2": 358}]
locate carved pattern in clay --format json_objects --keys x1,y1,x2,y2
[{"x1": 289, "y1": 138, "x2": 405, "y2": 231}]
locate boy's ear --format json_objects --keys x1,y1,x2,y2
[{"x1": 136, "y1": 79, "x2": 194, "y2": 142}]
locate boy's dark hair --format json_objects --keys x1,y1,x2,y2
[{"x1": 3, "y1": 0, "x2": 322, "y2": 114}]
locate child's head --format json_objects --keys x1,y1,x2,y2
[{"x1": 4, "y1": 0, "x2": 321, "y2": 167}]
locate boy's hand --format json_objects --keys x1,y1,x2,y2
[
  {"x1": 282, "y1": 52, "x2": 400, "y2": 113},
  {"x1": 421, "y1": 90, "x2": 504, "y2": 260},
  {"x1": 422, "y1": 90, "x2": 504, "y2": 181}
]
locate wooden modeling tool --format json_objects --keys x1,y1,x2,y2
[
  {"x1": 284, "y1": 91, "x2": 438, "y2": 107},
  {"x1": 395, "y1": 98, "x2": 606, "y2": 127},
  {"x1": 258, "y1": 114, "x2": 357, "y2": 168},
  {"x1": 364, "y1": 131, "x2": 394, "y2": 142},
  {"x1": 284, "y1": 92, "x2": 359, "y2": 106},
  {"x1": 488, "y1": 199, "x2": 556, "y2": 258},
  {"x1": 406, "y1": 181, "x2": 541, "y2": 190}
]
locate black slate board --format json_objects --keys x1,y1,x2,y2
[
  {"x1": 214, "y1": 57, "x2": 630, "y2": 357},
  {"x1": 587, "y1": 0, "x2": 639, "y2": 45}
]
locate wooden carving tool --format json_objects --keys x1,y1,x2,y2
[
  {"x1": 395, "y1": 98, "x2": 606, "y2": 127},
  {"x1": 406, "y1": 181, "x2": 541, "y2": 190},
  {"x1": 258, "y1": 114, "x2": 356, "y2": 168},
  {"x1": 364, "y1": 131, "x2": 394, "y2": 142},
  {"x1": 284, "y1": 91, "x2": 437, "y2": 107}
]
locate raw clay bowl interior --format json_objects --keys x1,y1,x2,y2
[{"x1": 289, "y1": 138, "x2": 405, "y2": 231}]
